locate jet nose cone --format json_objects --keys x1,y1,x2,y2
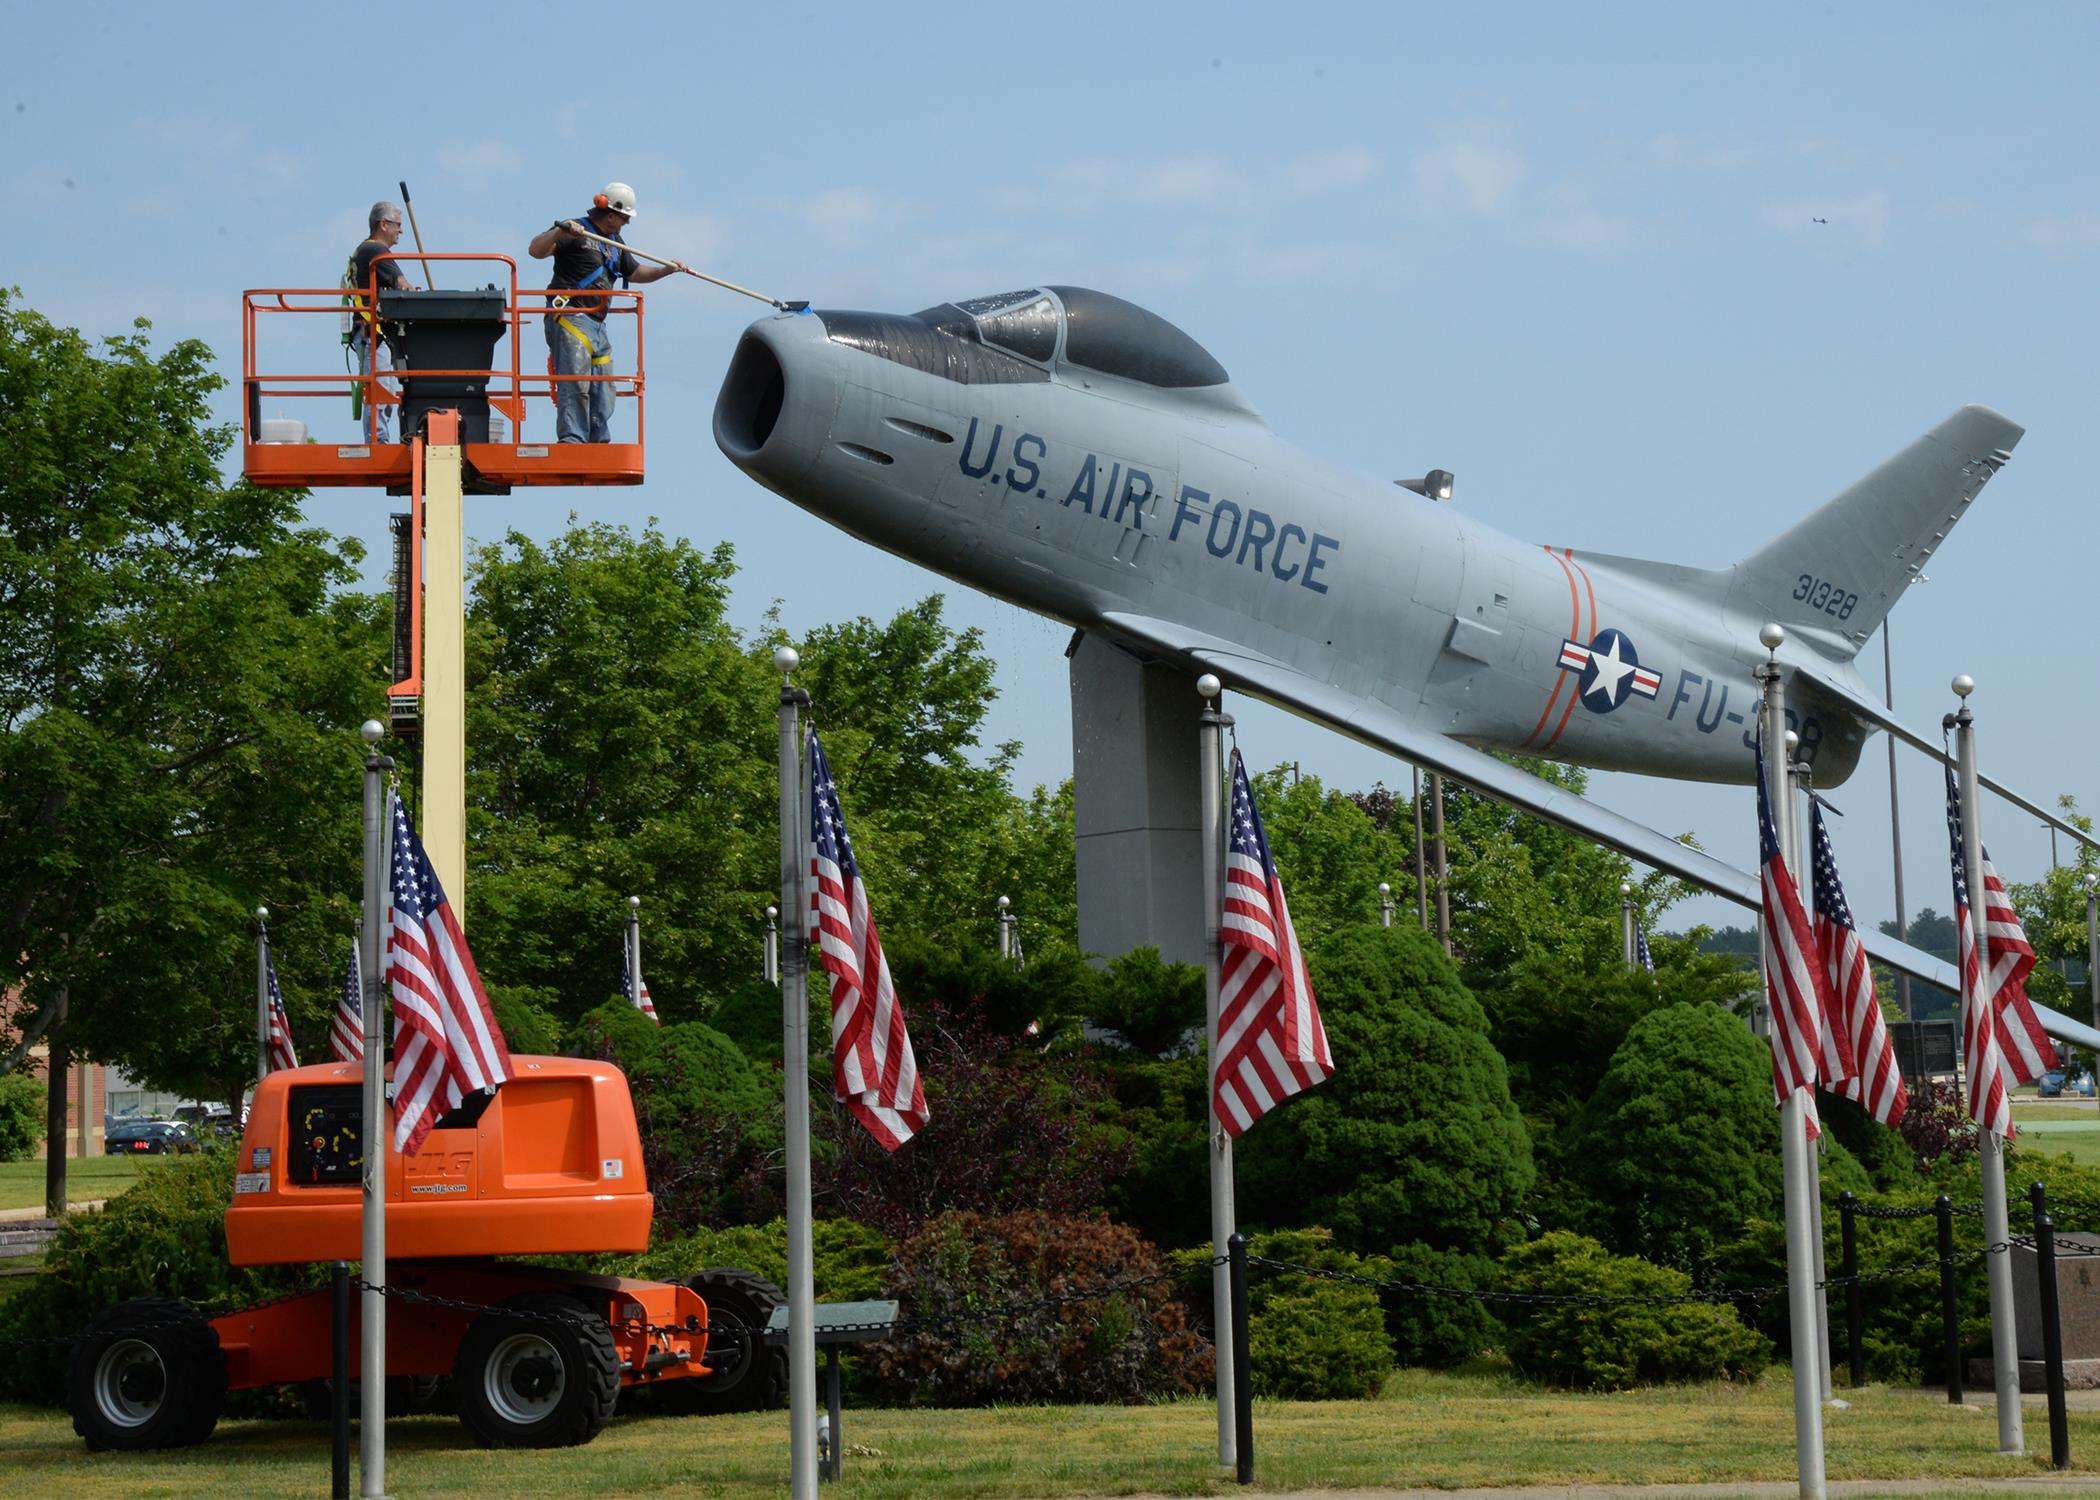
[{"x1": 714, "y1": 310, "x2": 840, "y2": 490}]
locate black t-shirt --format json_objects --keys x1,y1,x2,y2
[
  {"x1": 546, "y1": 211, "x2": 636, "y2": 321},
  {"x1": 348, "y1": 237, "x2": 411, "y2": 294}
]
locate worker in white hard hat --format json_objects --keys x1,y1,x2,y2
[{"x1": 527, "y1": 181, "x2": 685, "y2": 443}]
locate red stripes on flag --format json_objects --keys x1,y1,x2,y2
[
  {"x1": 1755, "y1": 730, "x2": 1834, "y2": 1120},
  {"x1": 386, "y1": 789, "x2": 514, "y2": 1157},
  {"x1": 329, "y1": 944, "x2": 363, "y2": 1063},
  {"x1": 808, "y1": 728, "x2": 927, "y2": 1152},
  {"x1": 1213, "y1": 751, "x2": 1333, "y2": 1139}
]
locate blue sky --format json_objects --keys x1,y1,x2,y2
[{"x1": 11, "y1": 2, "x2": 2098, "y2": 937}]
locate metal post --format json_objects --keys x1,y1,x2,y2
[
  {"x1": 1620, "y1": 883, "x2": 1635, "y2": 968},
  {"x1": 1411, "y1": 767, "x2": 1427, "y2": 932},
  {"x1": 255, "y1": 908, "x2": 272, "y2": 1085},
  {"x1": 997, "y1": 895, "x2": 1014, "y2": 961},
  {"x1": 2085, "y1": 874, "x2": 2098, "y2": 1054},
  {"x1": 1937, "y1": 1194, "x2": 1964, "y2": 1404},
  {"x1": 1790, "y1": 748, "x2": 1834, "y2": 1406},
  {"x1": 331, "y1": 1259, "x2": 351, "y2": 1500},
  {"x1": 2032, "y1": 1181, "x2": 2070, "y2": 1468},
  {"x1": 626, "y1": 896, "x2": 642, "y2": 1013},
  {"x1": 776, "y1": 649, "x2": 818, "y2": 1500},
  {"x1": 764, "y1": 905, "x2": 781, "y2": 985},
  {"x1": 1954, "y1": 680, "x2": 2023, "y2": 1454},
  {"x1": 1228, "y1": 1231, "x2": 1252, "y2": 1485},
  {"x1": 1429, "y1": 772, "x2": 1451, "y2": 956},
  {"x1": 356, "y1": 720, "x2": 392, "y2": 1499},
  {"x1": 1884, "y1": 626, "x2": 1912, "y2": 1020},
  {"x1": 1839, "y1": 1192, "x2": 1864, "y2": 1388},
  {"x1": 1377, "y1": 882, "x2": 1393, "y2": 930},
  {"x1": 1756, "y1": 634, "x2": 1826, "y2": 1500},
  {"x1": 1197, "y1": 673, "x2": 1236, "y2": 1469}
]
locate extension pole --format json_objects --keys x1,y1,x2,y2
[
  {"x1": 1758, "y1": 641, "x2": 1826, "y2": 1500},
  {"x1": 397, "y1": 181, "x2": 435, "y2": 286},
  {"x1": 775, "y1": 649, "x2": 818, "y2": 1500},
  {"x1": 557, "y1": 221, "x2": 790, "y2": 310},
  {"x1": 1954, "y1": 681, "x2": 2024, "y2": 1455},
  {"x1": 356, "y1": 720, "x2": 393, "y2": 1500},
  {"x1": 1197, "y1": 673, "x2": 1236, "y2": 1470}
]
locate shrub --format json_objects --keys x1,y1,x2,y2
[
  {"x1": 612, "y1": 1216, "x2": 891, "y2": 1304},
  {"x1": 0, "y1": 1149, "x2": 309, "y2": 1403},
  {"x1": 875, "y1": 1211, "x2": 1209, "y2": 1405},
  {"x1": 1172, "y1": 1227, "x2": 1393, "y2": 1399},
  {"x1": 1379, "y1": 1241, "x2": 1503, "y2": 1368},
  {"x1": 813, "y1": 998, "x2": 1129, "y2": 1241},
  {"x1": 0, "y1": 1071, "x2": 45, "y2": 1162},
  {"x1": 1500, "y1": 1231, "x2": 1771, "y2": 1389},
  {"x1": 1235, "y1": 926, "x2": 1534, "y2": 1261},
  {"x1": 1562, "y1": 1003, "x2": 1782, "y2": 1273}
]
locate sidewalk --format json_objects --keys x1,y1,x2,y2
[
  {"x1": 0, "y1": 1199, "x2": 104, "y2": 1223},
  {"x1": 1119, "y1": 1482, "x2": 2100, "y2": 1499}
]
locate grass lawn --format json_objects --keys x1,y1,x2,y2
[
  {"x1": 5, "y1": 1366, "x2": 2100, "y2": 1499},
  {"x1": 0, "y1": 1158, "x2": 150, "y2": 1214}
]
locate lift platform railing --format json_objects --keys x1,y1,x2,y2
[{"x1": 240, "y1": 251, "x2": 648, "y2": 488}]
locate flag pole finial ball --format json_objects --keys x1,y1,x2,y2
[
  {"x1": 1758, "y1": 623, "x2": 1786, "y2": 652},
  {"x1": 1952, "y1": 673, "x2": 1975, "y2": 698},
  {"x1": 1196, "y1": 673, "x2": 1221, "y2": 700},
  {"x1": 628, "y1": 895, "x2": 640, "y2": 910},
  {"x1": 360, "y1": 719, "x2": 385, "y2": 746},
  {"x1": 2085, "y1": 873, "x2": 2098, "y2": 893},
  {"x1": 256, "y1": 906, "x2": 269, "y2": 921},
  {"x1": 997, "y1": 895, "x2": 1010, "y2": 911},
  {"x1": 765, "y1": 904, "x2": 778, "y2": 920},
  {"x1": 1784, "y1": 729, "x2": 1799, "y2": 754},
  {"x1": 1377, "y1": 882, "x2": 1390, "y2": 896},
  {"x1": 1620, "y1": 883, "x2": 1632, "y2": 897},
  {"x1": 773, "y1": 645, "x2": 800, "y2": 675}
]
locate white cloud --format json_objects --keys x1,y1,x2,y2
[
  {"x1": 1644, "y1": 131, "x2": 1764, "y2": 175},
  {"x1": 1411, "y1": 139, "x2": 1524, "y2": 215},
  {"x1": 439, "y1": 140, "x2": 525, "y2": 176},
  {"x1": 1286, "y1": 145, "x2": 1380, "y2": 195},
  {"x1": 2024, "y1": 212, "x2": 2100, "y2": 255},
  {"x1": 1760, "y1": 190, "x2": 1891, "y2": 249}
]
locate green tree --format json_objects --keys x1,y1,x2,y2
[
  {"x1": 462, "y1": 521, "x2": 779, "y2": 1018},
  {"x1": 1235, "y1": 925, "x2": 1534, "y2": 1260},
  {"x1": 1562, "y1": 1002, "x2": 1784, "y2": 1272},
  {"x1": 0, "y1": 292, "x2": 383, "y2": 1131}
]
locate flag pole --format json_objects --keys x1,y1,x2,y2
[
  {"x1": 1197, "y1": 673, "x2": 1236, "y2": 1470},
  {"x1": 626, "y1": 896, "x2": 642, "y2": 1011},
  {"x1": 1790, "y1": 745, "x2": 1837, "y2": 1407},
  {"x1": 356, "y1": 719, "x2": 393, "y2": 1499},
  {"x1": 255, "y1": 907, "x2": 272, "y2": 1085},
  {"x1": 1954, "y1": 676, "x2": 2024, "y2": 1454},
  {"x1": 775, "y1": 648, "x2": 818, "y2": 1500},
  {"x1": 764, "y1": 905, "x2": 780, "y2": 985},
  {"x1": 1756, "y1": 629, "x2": 1826, "y2": 1500},
  {"x1": 1620, "y1": 883, "x2": 1635, "y2": 968}
]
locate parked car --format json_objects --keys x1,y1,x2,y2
[
  {"x1": 175, "y1": 1102, "x2": 240, "y2": 1139},
  {"x1": 104, "y1": 1120, "x2": 201, "y2": 1155}
]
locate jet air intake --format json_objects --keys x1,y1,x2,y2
[{"x1": 715, "y1": 332, "x2": 786, "y2": 456}]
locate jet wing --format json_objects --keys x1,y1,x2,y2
[
  {"x1": 1094, "y1": 611, "x2": 2100, "y2": 1053},
  {"x1": 1792, "y1": 660, "x2": 2099, "y2": 857}
]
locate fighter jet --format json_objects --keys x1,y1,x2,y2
[{"x1": 715, "y1": 286, "x2": 2094, "y2": 1033}]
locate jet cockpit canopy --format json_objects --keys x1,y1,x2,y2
[{"x1": 914, "y1": 286, "x2": 1232, "y2": 390}]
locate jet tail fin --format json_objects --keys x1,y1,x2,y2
[{"x1": 1732, "y1": 406, "x2": 2022, "y2": 658}]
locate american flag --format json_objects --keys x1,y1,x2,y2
[
  {"x1": 1945, "y1": 766, "x2": 2056, "y2": 1137},
  {"x1": 1214, "y1": 750, "x2": 1332, "y2": 1138},
  {"x1": 1756, "y1": 727, "x2": 1834, "y2": 1110},
  {"x1": 809, "y1": 728, "x2": 926, "y2": 1150},
  {"x1": 330, "y1": 940, "x2": 363, "y2": 1062},
  {"x1": 264, "y1": 955, "x2": 299, "y2": 1072},
  {"x1": 625, "y1": 953, "x2": 660, "y2": 1025},
  {"x1": 1633, "y1": 914, "x2": 1654, "y2": 974},
  {"x1": 385, "y1": 788, "x2": 514, "y2": 1155},
  {"x1": 1810, "y1": 802, "x2": 1906, "y2": 1127}
]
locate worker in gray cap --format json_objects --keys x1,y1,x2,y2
[{"x1": 344, "y1": 201, "x2": 417, "y2": 442}]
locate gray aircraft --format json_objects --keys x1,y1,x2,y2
[{"x1": 714, "y1": 285, "x2": 2095, "y2": 1040}]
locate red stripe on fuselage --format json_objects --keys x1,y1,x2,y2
[{"x1": 1522, "y1": 546, "x2": 1583, "y2": 748}]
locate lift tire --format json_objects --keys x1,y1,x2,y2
[
  {"x1": 667, "y1": 1267, "x2": 788, "y2": 1414},
  {"x1": 454, "y1": 1292, "x2": 618, "y2": 1448},
  {"x1": 66, "y1": 1298, "x2": 226, "y2": 1451}
]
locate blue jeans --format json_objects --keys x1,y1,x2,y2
[
  {"x1": 545, "y1": 311, "x2": 615, "y2": 443},
  {"x1": 350, "y1": 328, "x2": 397, "y2": 443}
]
